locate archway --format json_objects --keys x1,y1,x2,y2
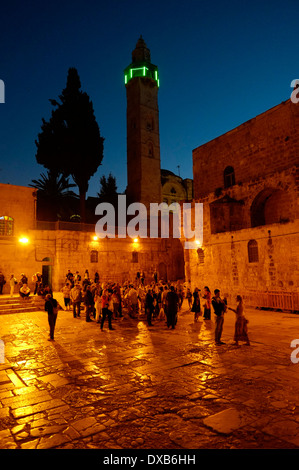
[{"x1": 250, "y1": 188, "x2": 291, "y2": 227}]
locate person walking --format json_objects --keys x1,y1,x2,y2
[
  {"x1": 203, "y1": 286, "x2": 212, "y2": 320},
  {"x1": 145, "y1": 289, "x2": 154, "y2": 326},
  {"x1": 84, "y1": 285, "x2": 94, "y2": 322},
  {"x1": 212, "y1": 289, "x2": 227, "y2": 345},
  {"x1": 111, "y1": 289, "x2": 120, "y2": 318},
  {"x1": 191, "y1": 287, "x2": 201, "y2": 322},
  {"x1": 166, "y1": 286, "x2": 179, "y2": 329},
  {"x1": 228, "y1": 295, "x2": 250, "y2": 346},
  {"x1": 94, "y1": 286, "x2": 102, "y2": 323},
  {"x1": 61, "y1": 282, "x2": 71, "y2": 310},
  {"x1": 45, "y1": 294, "x2": 59, "y2": 341},
  {"x1": 101, "y1": 289, "x2": 114, "y2": 330},
  {"x1": 70, "y1": 283, "x2": 82, "y2": 318},
  {"x1": 33, "y1": 272, "x2": 42, "y2": 295},
  {"x1": 9, "y1": 274, "x2": 17, "y2": 297},
  {"x1": 127, "y1": 285, "x2": 138, "y2": 317}
]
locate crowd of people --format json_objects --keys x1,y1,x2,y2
[
  {"x1": 0, "y1": 268, "x2": 250, "y2": 346},
  {"x1": 46, "y1": 269, "x2": 249, "y2": 346}
]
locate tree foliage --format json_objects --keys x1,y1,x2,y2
[
  {"x1": 98, "y1": 173, "x2": 118, "y2": 201},
  {"x1": 29, "y1": 170, "x2": 77, "y2": 221},
  {"x1": 35, "y1": 67, "x2": 104, "y2": 221}
]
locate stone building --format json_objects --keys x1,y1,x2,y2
[
  {"x1": 161, "y1": 169, "x2": 193, "y2": 205},
  {"x1": 185, "y1": 98, "x2": 299, "y2": 309},
  {"x1": 0, "y1": 183, "x2": 184, "y2": 291},
  {"x1": 4, "y1": 36, "x2": 298, "y2": 313},
  {"x1": 0, "y1": 37, "x2": 190, "y2": 292}
]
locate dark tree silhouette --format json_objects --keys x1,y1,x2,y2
[
  {"x1": 98, "y1": 173, "x2": 118, "y2": 203},
  {"x1": 35, "y1": 67, "x2": 104, "y2": 222},
  {"x1": 29, "y1": 170, "x2": 77, "y2": 221}
]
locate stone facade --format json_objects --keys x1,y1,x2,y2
[
  {"x1": 185, "y1": 98, "x2": 299, "y2": 305},
  {"x1": 0, "y1": 183, "x2": 36, "y2": 234},
  {"x1": 161, "y1": 170, "x2": 193, "y2": 204},
  {"x1": 0, "y1": 183, "x2": 185, "y2": 292}
]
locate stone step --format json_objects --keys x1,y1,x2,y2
[
  {"x1": 0, "y1": 303, "x2": 33, "y2": 310},
  {"x1": 0, "y1": 306, "x2": 40, "y2": 315},
  {"x1": 0, "y1": 296, "x2": 40, "y2": 315},
  {"x1": 0, "y1": 299, "x2": 36, "y2": 306}
]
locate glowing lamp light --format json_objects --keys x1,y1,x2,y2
[
  {"x1": 195, "y1": 240, "x2": 201, "y2": 245},
  {"x1": 19, "y1": 237, "x2": 29, "y2": 244},
  {"x1": 133, "y1": 238, "x2": 139, "y2": 243},
  {"x1": 93, "y1": 236, "x2": 99, "y2": 241}
]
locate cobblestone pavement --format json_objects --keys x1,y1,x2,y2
[{"x1": 0, "y1": 296, "x2": 299, "y2": 450}]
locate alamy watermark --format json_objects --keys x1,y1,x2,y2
[
  {"x1": 0, "y1": 339, "x2": 4, "y2": 363},
  {"x1": 290, "y1": 79, "x2": 299, "y2": 104},
  {"x1": 0, "y1": 79, "x2": 5, "y2": 103},
  {"x1": 95, "y1": 196, "x2": 203, "y2": 249},
  {"x1": 290, "y1": 339, "x2": 299, "y2": 364}
]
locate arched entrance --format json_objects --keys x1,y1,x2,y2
[{"x1": 250, "y1": 188, "x2": 291, "y2": 227}]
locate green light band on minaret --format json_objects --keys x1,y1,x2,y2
[
  {"x1": 124, "y1": 36, "x2": 159, "y2": 87},
  {"x1": 124, "y1": 63, "x2": 159, "y2": 86}
]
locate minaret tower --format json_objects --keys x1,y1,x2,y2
[{"x1": 124, "y1": 36, "x2": 162, "y2": 208}]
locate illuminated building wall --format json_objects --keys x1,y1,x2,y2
[{"x1": 185, "y1": 98, "x2": 299, "y2": 301}]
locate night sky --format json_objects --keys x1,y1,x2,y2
[{"x1": 0, "y1": 0, "x2": 298, "y2": 198}]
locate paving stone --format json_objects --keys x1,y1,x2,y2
[
  {"x1": 2, "y1": 390, "x2": 52, "y2": 408},
  {"x1": 30, "y1": 424, "x2": 67, "y2": 438},
  {"x1": 21, "y1": 439, "x2": 39, "y2": 449},
  {"x1": 12, "y1": 398, "x2": 66, "y2": 418},
  {"x1": 1, "y1": 303, "x2": 299, "y2": 449},
  {"x1": 203, "y1": 408, "x2": 250, "y2": 434},
  {"x1": 0, "y1": 407, "x2": 10, "y2": 419},
  {"x1": 0, "y1": 429, "x2": 17, "y2": 449},
  {"x1": 37, "y1": 433, "x2": 71, "y2": 449},
  {"x1": 71, "y1": 416, "x2": 97, "y2": 432}
]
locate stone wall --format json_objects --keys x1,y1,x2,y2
[
  {"x1": 185, "y1": 220, "x2": 299, "y2": 297},
  {"x1": 193, "y1": 99, "x2": 299, "y2": 198},
  {"x1": 187, "y1": 98, "x2": 299, "y2": 304},
  {"x1": 0, "y1": 228, "x2": 185, "y2": 294},
  {"x1": 0, "y1": 183, "x2": 36, "y2": 234}
]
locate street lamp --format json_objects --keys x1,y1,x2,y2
[{"x1": 19, "y1": 237, "x2": 29, "y2": 244}]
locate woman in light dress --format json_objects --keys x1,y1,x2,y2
[{"x1": 228, "y1": 295, "x2": 250, "y2": 346}]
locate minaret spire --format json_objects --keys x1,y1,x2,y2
[{"x1": 124, "y1": 37, "x2": 162, "y2": 207}]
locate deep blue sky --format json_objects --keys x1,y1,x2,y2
[{"x1": 0, "y1": 0, "x2": 298, "y2": 197}]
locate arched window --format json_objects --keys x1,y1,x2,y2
[
  {"x1": 148, "y1": 142, "x2": 154, "y2": 157},
  {"x1": 90, "y1": 250, "x2": 98, "y2": 263},
  {"x1": 0, "y1": 216, "x2": 14, "y2": 236},
  {"x1": 248, "y1": 239, "x2": 259, "y2": 263},
  {"x1": 197, "y1": 248, "x2": 205, "y2": 264},
  {"x1": 224, "y1": 166, "x2": 235, "y2": 188}
]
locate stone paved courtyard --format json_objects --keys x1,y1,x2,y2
[{"x1": 1, "y1": 296, "x2": 299, "y2": 451}]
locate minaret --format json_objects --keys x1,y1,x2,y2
[{"x1": 124, "y1": 36, "x2": 162, "y2": 208}]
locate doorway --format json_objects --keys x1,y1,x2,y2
[{"x1": 42, "y1": 257, "x2": 52, "y2": 288}]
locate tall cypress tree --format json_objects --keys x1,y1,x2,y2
[{"x1": 35, "y1": 68, "x2": 104, "y2": 222}]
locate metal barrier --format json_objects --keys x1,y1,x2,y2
[{"x1": 244, "y1": 290, "x2": 299, "y2": 312}]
